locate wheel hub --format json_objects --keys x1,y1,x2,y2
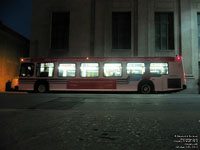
[
  {"x1": 38, "y1": 85, "x2": 46, "y2": 93},
  {"x1": 142, "y1": 85, "x2": 151, "y2": 93}
]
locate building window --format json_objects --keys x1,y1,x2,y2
[
  {"x1": 155, "y1": 12, "x2": 174, "y2": 50},
  {"x1": 112, "y1": 12, "x2": 131, "y2": 49},
  {"x1": 197, "y1": 13, "x2": 200, "y2": 49},
  {"x1": 51, "y1": 12, "x2": 70, "y2": 50}
]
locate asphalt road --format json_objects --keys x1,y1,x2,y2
[{"x1": 0, "y1": 92, "x2": 199, "y2": 150}]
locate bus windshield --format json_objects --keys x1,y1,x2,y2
[{"x1": 20, "y1": 63, "x2": 34, "y2": 77}]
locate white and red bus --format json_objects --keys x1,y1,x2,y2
[{"x1": 17, "y1": 56, "x2": 186, "y2": 93}]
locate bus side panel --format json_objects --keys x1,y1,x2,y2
[
  {"x1": 19, "y1": 79, "x2": 35, "y2": 91},
  {"x1": 150, "y1": 77, "x2": 163, "y2": 92},
  {"x1": 116, "y1": 81, "x2": 138, "y2": 91},
  {"x1": 162, "y1": 62, "x2": 184, "y2": 91},
  {"x1": 49, "y1": 79, "x2": 67, "y2": 91}
]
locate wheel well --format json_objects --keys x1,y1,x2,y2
[
  {"x1": 34, "y1": 80, "x2": 49, "y2": 91},
  {"x1": 138, "y1": 79, "x2": 155, "y2": 91}
]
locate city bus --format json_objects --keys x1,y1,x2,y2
[{"x1": 17, "y1": 56, "x2": 186, "y2": 93}]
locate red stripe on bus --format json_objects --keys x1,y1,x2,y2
[{"x1": 67, "y1": 79, "x2": 116, "y2": 89}]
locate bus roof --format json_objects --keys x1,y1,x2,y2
[{"x1": 20, "y1": 57, "x2": 178, "y2": 63}]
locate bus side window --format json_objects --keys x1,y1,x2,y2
[
  {"x1": 150, "y1": 63, "x2": 168, "y2": 75},
  {"x1": 20, "y1": 63, "x2": 34, "y2": 77},
  {"x1": 36, "y1": 63, "x2": 54, "y2": 77},
  {"x1": 80, "y1": 63, "x2": 99, "y2": 77},
  {"x1": 58, "y1": 63, "x2": 76, "y2": 77},
  {"x1": 127, "y1": 63, "x2": 145, "y2": 75},
  {"x1": 104, "y1": 63, "x2": 122, "y2": 77}
]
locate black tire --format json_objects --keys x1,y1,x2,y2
[
  {"x1": 139, "y1": 82, "x2": 154, "y2": 94},
  {"x1": 35, "y1": 83, "x2": 48, "y2": 93}
]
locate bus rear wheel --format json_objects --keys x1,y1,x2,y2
[
  {"x1": 139, "y1": 83, "x2": 154, "y2": 94},
  {"x1": 35, "y1": 83, "x2": 48, "y2": 93}
]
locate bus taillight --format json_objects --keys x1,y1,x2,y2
[
  {"x1": 176, "y1": 56, "x2": 182, "y2": 61},
  {"x1": 184, "y1": 72, "x2": 186, "y2": 83}
]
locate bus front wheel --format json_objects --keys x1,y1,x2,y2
[
  {"x1": 138, "y1": 82, "x2": 154, "y2": 94},
  {"x1": 35, "y1": 83, "x2": 48, "y2": 93}
]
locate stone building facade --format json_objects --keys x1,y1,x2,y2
[
  {"x1": 0, "y1": 23, "x2": 29, "y2": 92},
  {"x1": 30, "y1": 0, "x2": 200, "y2": 93}
]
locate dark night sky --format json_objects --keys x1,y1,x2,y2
[{"x1": 0, "y1": 0, "x2": 32, "y2": 39}]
